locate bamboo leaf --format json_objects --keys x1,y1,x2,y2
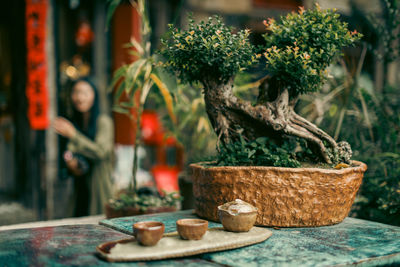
[
  {"x1": 154, "y1": 64, "x2": 177, "y2": 92},
  {"x1": 355, "y1": 44, "x2": 367, "y2": 78},
  {"x1": 234, "y1": 76, "x2": 266, "y2": 93},
  {"x1": 150, "y1": 73, "x2": 177, "y2": 125},
  {"x1": 128, "y1": 85, "x2": 140, "y2": 109},
  {"x1": 358, "y1": 87, "x2": 374, "y2": 141},
  {"x1": 106, "y1": 0, "x2": 121, "y2": 30},
  {"x1": 202, "y1": 116, "x2": 211, "y2": 133},
  {"x1": 196, "y1": 117, "x2": 205, "y2": 132},
  {"x1": 322, "y1": 84, "x2": 345, "y2": 104},
  {"x1": 112, "y1": 105, "x2": 130, "y2": 114},
  {"x1": 120, "y1": 101, "x2": 135, "y2": 108},
  {"x1": 127, "y1": 50, "x2": 140, "y2": 57},
  {"x1": 113, "y1": 80, "x2": 126, "y2": 104},
  {"x1": 131, "y1": 59, "x2": 147, "y2": 84},
  {"x1": 191, "y1": 98, "x2": 203, "y2": 112},
  {"x1": 177, "y1": 113, "x2": 192, "y2": 131},
  {"x1": 145, "y1": 41, "x2": 151, "y2": 55},
  {"x1": 130, "y1": 37, "x2": 144, "y2": 56},
  {"x1": 143, "y1": 62, "x2": 152, "y2": 81},
  {"x1": 125, "y1": 59, "x2": 146, "y2": 92},
  {"x1": 122, "y1": 42, "x2": 134, "y2": 48},
  {"x1": 139, "y1": 80, "x2": 153, "y2": 105},
  {"x1": 108, "y1": 64, "x2": 128, "y2": 92},
  {"x1": 334, "y1": 107, "x2": 346, "y2": 140}
]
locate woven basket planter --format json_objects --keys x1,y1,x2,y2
[{"x1": 191, "y1": 161, "x2": 367, "y2": 227}]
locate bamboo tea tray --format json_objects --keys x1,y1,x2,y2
[{"x1": 96, "y1": 227, "x2": 272, "y2": 262}]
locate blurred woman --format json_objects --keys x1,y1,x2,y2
[{"x1": 53, "y1": 78, "x2": 113, "y2": 216}]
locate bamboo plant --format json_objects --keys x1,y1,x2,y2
[{"x1": 106, "y1": 0, "x2": 179, "y2": 211}]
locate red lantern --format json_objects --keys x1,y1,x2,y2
[
  {"x1": 75, "y1": 21, "x2": 94, "y2": 48},
  {"x1": 165, "y1": 136, "x2": 177, "y2": 146},
  {"x1": 151, "y1": 165, "x2": 180, "y2": 195},
  {"x1": 141, "y1": 110, "x2": 164, "y2": 145}
]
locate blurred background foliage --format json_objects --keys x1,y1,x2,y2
[
  {"x1": 298, "y1": 56, "x2": 400, "y2": 226},
  {"x1": 146, "y1": 80, "x2": 217, "y2": 165},
  {"x1": 298, "y1": 0, "x2": 400, "y2": 225}
]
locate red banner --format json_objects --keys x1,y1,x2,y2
[{"x1": 26, "y1": 0, "x2": 49, "y2": 129}]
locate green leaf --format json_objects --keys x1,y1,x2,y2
[
  {"x1": 112, "y1": 106, "x2": 130, "y2": 114},
  {"x1": 139, "y1": 80, "x2": 153, "y2": 105},
  {"x1": 154, "y1": 63, "x2": 177, "y2": 92},
  {"x1": 120, "y1": 101, "x2": 135, "y2": 108},
  {"x1": 113, "y1": 80, "x2": 126, "y2": 104},
  {"x1": 239, "y1": 135, "x2": 245, "y2": 144},
  {"x1": 125, "y1": 59, "x2": 147, "y2": 91},
  {"x1": 106, "y1": 0, "x2": 121, "y2": 30},
  {"x1": 256, "y1": 137, "x2": 268, "y2": 145},
  {"x1": 108, "y1": 64, "x2": 128, "y2": 92},
  {"x1": 130, "y1": 37, "x2": 145, "y2": 56},
  {"x1": 250, "y1": 142, "x2": 258, "y2": 148},
  {"x1": 248, "y1": 150, "x2": 256, "y2": 158},
  {"x1": 150, "y1": 73, "x2": 177, "y2": 125}
]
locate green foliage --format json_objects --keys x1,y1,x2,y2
[
  {"x1": 351, "y1": 86, "x2": 400, "y2": 225},
  {"x1": 161, "y1": 15, "x2": 256, "y2": 86},
  {"x1": 169, "y1": 84, "x2": 217, "y2": 164},
  {"x1": 369, "y1": 0, "x2": 400, "y2": 62},
  {"x1": 262, "y1": 4, "x2": 362, "y2": 96},
  {"x1": 298, "y1": 47, "x2": 370, "y2": 141},
  {"x1": 147, "y1": 81, "x2": 217, "y2": 166},
  {"x1": 215, "y1": 136, "x2": 314, "y2": 168},
  {"x1": 108, "y1": 192, "x2": 181, "y2": 211},
  {"x1": 298, "y1": 57, "x2": 400, "y2": 226},
  {"x1": 377, "y1": 155, "x2": 400, "y2": 216}
]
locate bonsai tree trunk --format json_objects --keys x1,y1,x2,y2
[{"x1": 202, "y1": 78, "x2": 351, "y2": 164}]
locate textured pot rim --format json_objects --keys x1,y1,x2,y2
[{"x1": 190, "y1": 160, "x2": 367, "y2": 174}]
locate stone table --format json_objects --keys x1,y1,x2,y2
[{"x1": 0, "y1": 209, "x2": 399, "y2": 266}]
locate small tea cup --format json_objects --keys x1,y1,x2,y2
[
  {"x1": 218, "y1": 199, "x2": 258, "y2": 232},
  {"x1": 133, "y1": 221, "x2": 165, "y2": 246},
  {"x1": 176, "y1": 219, "x2": 208, "y2": 240}
]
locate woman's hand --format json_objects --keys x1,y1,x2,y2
[
  {"x1": 53, "y1": 117, "x2": 76, "y2": 138},
  {"x1": 64, "y1": 151, "x2": 84, "y2": 176},
  {"x1": 65, "y1": 157, "x2": 84, "y2": 176}
]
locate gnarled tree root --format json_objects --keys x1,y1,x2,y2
[{"x1": 203, "y1": 80, "x2": 350, "y2": 164}]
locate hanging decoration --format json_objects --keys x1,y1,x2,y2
[
  {"x1": 75, "y1": 20, "x2": 94, "y2": 48},
  {"x1": 26, "y1": 0, "x2": 49, "y2": 129}
]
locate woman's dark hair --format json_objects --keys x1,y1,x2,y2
[{"x1": 69, "y1": 77, "x2": 100, "y2": 140}]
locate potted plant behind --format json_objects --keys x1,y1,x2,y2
[
  {"x1": 161, "y1": 5, "x2": 367, "y2": 227},
  {"x1": 104, "y1": 0, "x2": 180, "y2": 218}
]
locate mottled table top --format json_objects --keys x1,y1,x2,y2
[
  {"x1": 101, "y1": 210, "x2": 400, "y2": 267},
  {"x1": 0, "y1": 210, "x2": 399, "y2": 267},
  {"x1": 0, "y1": 224, "x2": 219, "y2": 267}
]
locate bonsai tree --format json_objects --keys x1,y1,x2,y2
[{"x1": 161, "y1": 4, "x2": 362, "y2": 166}]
